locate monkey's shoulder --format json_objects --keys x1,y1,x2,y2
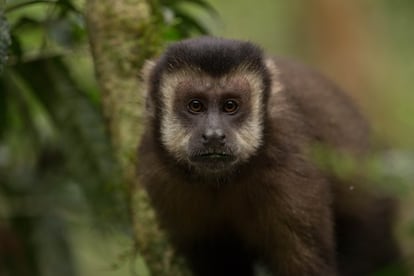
[{"x1": 269, "y1": 57, "x2": 371, "y2": 151}]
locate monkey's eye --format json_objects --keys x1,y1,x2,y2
[
  {"x1": 187, "y1": 99, "x2": 204, "y2": 113},
  {"x1": 223, "y1": 99, "x2": 239, "y2": 114}
]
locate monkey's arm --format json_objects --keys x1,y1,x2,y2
[
  {"x1": 242, "y1": 168, "x2": 338, "y2": 276},
  {"x1": 265, "y1": 217, "x2": 337, "y2": 276}
]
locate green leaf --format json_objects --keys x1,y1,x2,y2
[
  {"x1": 12, "y1": 57, "x2": 128, "y2": 228},
  {"x1": 174, "y1": 8, "x2": 210, "y2": 35},
  {"x1": 9, "y1": 34, "x2": 23, "y2": 60},
  {"x1": 180, "y1": 0, "x2": 217, "y2": 15},
  {"x1": 160, "y1": 0, "x2": 217, "y2": 37},
  {"x1": 5, "y1": 0, "x2": 79, "y2": 14},
  {"x1": 11, "y1": 16, "x2": 44, "y2": 30},
  {"x1": 6, "y1": 0, "x2": 58, "y2": 13},
  {"x1": 57, "y1": 0, "x2": 80, "y2": 14}
]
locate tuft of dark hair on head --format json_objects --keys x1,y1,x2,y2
[{"x1": 159, "y1": 37, "x2": 266, "y2": 77}]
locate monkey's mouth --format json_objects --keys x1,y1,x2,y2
[
  {"x1": 200, "y1": 152, "x2": 231, "y2": 159},
  {"x1": 189, "y1": 151, "x2": 236, "y2": 168}
]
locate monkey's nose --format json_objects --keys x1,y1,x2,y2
[{"x1": 202, "y1": 129, "x2": 226, "y2": 145}]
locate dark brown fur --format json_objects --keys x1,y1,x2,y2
[{"x1": 138, "y1": 38, "x2": 401, "y2": 276}]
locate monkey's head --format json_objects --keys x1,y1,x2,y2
[{"x1": 143, "y1": 37, "x2": 279, "y2": 175}]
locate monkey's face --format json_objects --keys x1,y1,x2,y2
[{"x1": 159, "y1": 69, "x2": 265, "y2": 174}]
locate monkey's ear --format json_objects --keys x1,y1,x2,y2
[
  {"x1": 141, "y1": 59, "x2": 156, "y2": 82},
  {"x1": 140, "y1": 59, "x2": 157, "y2": 116},
  {"x1": 264, "y1": 57, "x2": 283, "y2": 96}
]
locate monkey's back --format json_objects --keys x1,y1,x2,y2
[
  {"x1": 271, "y1": 58, "x2": 401, "y2": 275},
  {"x1": 272, "y1": 57, "x2": 371, "y2": 153}
]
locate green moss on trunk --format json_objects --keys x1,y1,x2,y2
[{"x1": 85, "y1": 1, "x2": 187, "y2": 274}]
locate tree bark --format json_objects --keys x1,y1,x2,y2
[
  {"x1": 85, "y1": 0, "x2": 154, "y2": 163},
  {"x1": 85, "y1": 1, "x2": 186, "y2": 274}
]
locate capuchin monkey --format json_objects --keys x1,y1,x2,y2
[{"x1": 137, "y1": 37, "x2": 401, "y2": 276}]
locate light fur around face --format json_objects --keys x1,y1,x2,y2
[
  {"x1": 154, "y1": 61, "x2": 282, "y2": 165},
  {"x1": 226, "y1": 68, "x2": 265, "y2": 161},
  {"x1": 140, "y1": 59, "x2": 157, "y2": 117},
  {"x1": 264, "y1": 58, "x2": 283, "y2": 97},
  {"x1": 264, "y1": 58, "x2": 285, "y2": 117},
  {"x1": 157, "y1": 69, "x2": 202, "y2": 162}
]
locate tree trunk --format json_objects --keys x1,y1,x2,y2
[
  {"x1": 84, "y1": 1, "x2": 187, "y2": 274},
  {"x1": 85, "y1": 0, "x2": 155, "y2": 164}
]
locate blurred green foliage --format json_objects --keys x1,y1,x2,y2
[
  {"x1": 1, "y1": 1, "x2": 124, "y2": 275},
  {"x1": 0, "y1": 0, "x2": 213, "y2": 275}
]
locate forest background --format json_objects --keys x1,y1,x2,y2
[{"x1": 0, "y1": 0, "x2": 413, "y2": 275}]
